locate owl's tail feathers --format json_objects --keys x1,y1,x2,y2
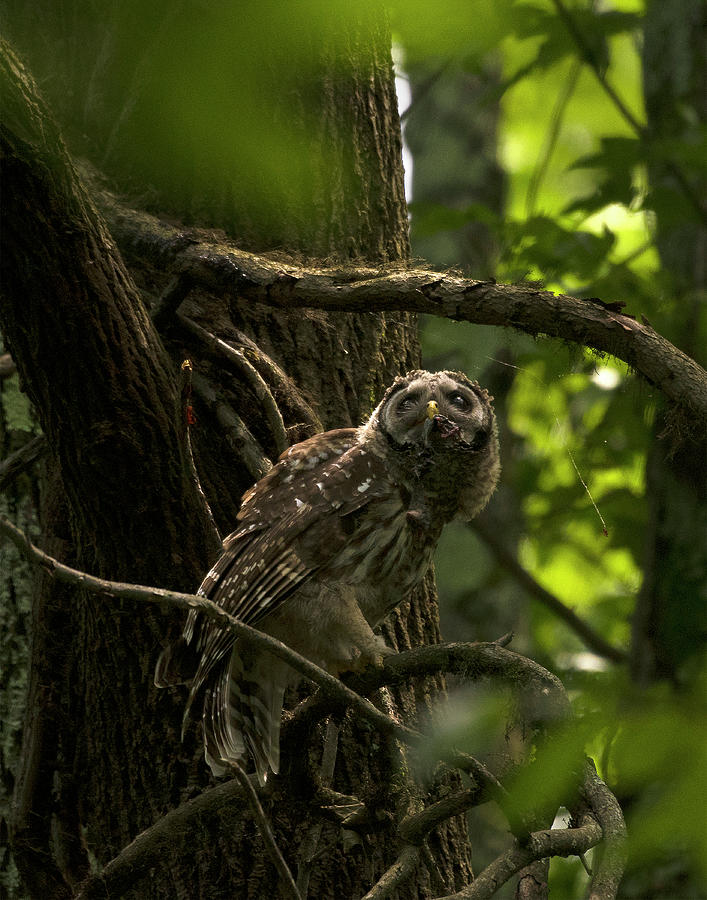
[
  {"x1": 203, "y1": 649, "x2": 288, "y2": 787},
  {"x1": 154, "y1": 636, "x2": 199, "y2": 687}
]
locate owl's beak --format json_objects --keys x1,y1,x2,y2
[{"x1": 419, "y1": 400, "x2": 439, "y2": 445}]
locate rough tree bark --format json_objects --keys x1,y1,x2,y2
[{"x1": 0, "y1": 6, "x2": 474, "y2": 897}]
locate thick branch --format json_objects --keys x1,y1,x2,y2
[
  {"x1": 99, "y1": 194, "x2": 707, "y2": 431},
  {"x1": 361, "y1": 845, "x2": 422, "y2": 900},
  {"x1": 74, "y1": 780, "x2": 245, "y2": 899}
]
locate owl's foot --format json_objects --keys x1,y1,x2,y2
[{"x1": 332, "y1": 634, "x2": 393, "y2": 674}]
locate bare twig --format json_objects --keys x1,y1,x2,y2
[
  {"x1": 99, "y1": 194, "x2": 707, "y2": 431},
  {"x1": 471, "y1": 518, "x2": 628, "y2": 664},
  {"x1": 180, "y1": 360, "x2": 222, "y2": 552},
  {"x1": 0, "y1": 434, "x2": 46, "y2": 492},
  {"x1": 229, "y1": 761, "x2": 302, "y2": 900}
]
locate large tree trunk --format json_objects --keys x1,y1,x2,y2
[{"x1": 1, "y1": 6, "x2": 473, "y2": 897}]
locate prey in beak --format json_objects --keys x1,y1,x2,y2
[{"x1": 421, "y1": 399, "x2": 462, "y2": 442}]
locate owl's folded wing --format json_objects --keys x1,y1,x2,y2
[{"x1": 182, "y1": 428, "x2": 391, "y2": 708}]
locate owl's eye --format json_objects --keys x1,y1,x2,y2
[
  {"x1": 397, "y1": 394, "x2": 420, "y2": 413},
  {"x1": 449, "y1": 393, "x2": 470, "y2": 410}
]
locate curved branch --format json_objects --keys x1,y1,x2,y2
[
  {"x1": 225, "y1": 328, "x2": 323, "y2": 438},
  {"x1": 582, "y1": 761, "x2": 627, "y2": 900},
  {"x1": 361, "y1": 845, "x2": 422, "y2": 900},
  {"x1": 179, "y1": 361, "x2": 223, "y2": 552},
  {"x1": 347, "y1": 641, "x2": 572, "y2": 722},
  {"x1": 439, "y1": 812, "x2": 603, "y2": 900},
  {"x1": 74, "y1": 780, "x2": 245, "y2": 899},
  {"x1": 397, "y1": 788, "x2": 485, "y2": 846},
  {"x1": 99, "y1": 194, "x2": 707, "y2": 432}
]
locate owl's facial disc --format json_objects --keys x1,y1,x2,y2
[{"x1": 379, "y1": 371, "x2": 494, "y2": 454}]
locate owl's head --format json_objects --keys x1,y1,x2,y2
[
  {"x1": 361, "y1": 370, "x2": 500, "y2": 520},
  {"x1": 371, "y1": 370, "x2": 495, "y2": 451}
]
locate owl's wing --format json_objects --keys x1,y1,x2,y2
[{"x1": 183, "y1": 427, "x2": 390, "y2": 711}]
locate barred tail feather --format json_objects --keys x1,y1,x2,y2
[
  {"x1": 154, "y1": 636, "x2": 199, "y2": 687},
  {"x1": 202, "y1": 648, "x2": 288, "y2": 786}
]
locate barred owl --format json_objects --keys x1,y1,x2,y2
[{"x1": 155, "y1": 370, "x2": 500, "y2": 784}]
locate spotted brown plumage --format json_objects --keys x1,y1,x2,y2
[{"x1": 155, "y1": 370, "x2": 500, "y2": 784}]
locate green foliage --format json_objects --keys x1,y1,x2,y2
[
  {"x1": 508, "y1": 3, "x2": 643, "y2": 75},
  {"x1": 2, "y1": 375, "x2": 32, "y2": 432},
  {"x1": 0, "y1": 371, "x2": 37, "y2": 899},
  {"x1": 407, "y1": 0, "x2": 705, "y2": 894}
]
